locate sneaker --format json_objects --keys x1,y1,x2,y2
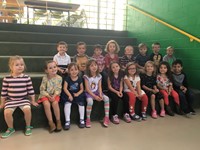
[
  {"x1": 112, "y1": 115, "x2": 120, "y2": 124},
  {"x1": 2, "y1": 128, "x2": 15, "y2": 138},
  {"x1": 151, "y1": 110, "x2": 158, "y2": 119},
  {"x1": 25, "y1": 126, "x2": 33, "y2": 136},
  {"x1": 86, "y1": 118, "x2": 91, "y2": 128},
  {"x1": 79, "y1": 119, "x2": 85, "y2": 128},
  {"x1": 141, "y1": 112, "x2": 147, "y2": 120},
  {"x1": 189, "y1": 109, "x2": 196, "y2": 115},
  {"x1": 64, "y1": 121, "x2": 70, "y2": 130},
  {"x1": 123, "y1": 113, "x2": 131, "y2": 123},
  {"x1": 130, "y1": 114, "x2": 142, "y2": 121},
  {"x1": 103, "y1": 116, "x2": 110, "y2": 127},
  {"x1": 160, "y1": 110, "x2": 166, "y2": 117}
]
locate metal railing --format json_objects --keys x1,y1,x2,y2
[{"x1": 127, "y1": 4, "x2": 200, "y2": 43}]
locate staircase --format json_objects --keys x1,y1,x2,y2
[
  {"x1": 0, "y1": 23, "x2": 137, "y2": 94},
  {"x1": 0, "y1": 23, "x2": 137, "y2": 131}
]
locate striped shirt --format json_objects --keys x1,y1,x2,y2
[{"x1": 1, "y1": 74, "x2": 35, "y2": 109}]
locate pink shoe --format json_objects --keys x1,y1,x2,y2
[
  {"x1": 86, "y1": 118, "x2": 91, "y2": 128},
  {"x1": 151, "y1": 110, "x2": 158, "y2": 119},
  {"x1": 160, "y1": 110, "x2": 165, "y2": 117},
  {"x1": 123, "y1": 113, "x2": 131, "y2": 123},
  {"x1": 103, "y1": 116, "x2": 110, "y2": 127},
  {"x1": 112, "y1": 115, "x2": 120, "y2": 124}
]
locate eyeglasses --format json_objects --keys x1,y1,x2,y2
[{"x1": 128, "y1": 68, "x2": 136, "y2": 70}]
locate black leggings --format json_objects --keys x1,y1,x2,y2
[{"x1": 108, "y1": 91, "x2": 130, "y2": 116}]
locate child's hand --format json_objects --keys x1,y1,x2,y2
[
  {"x1": 95, "y1": 95, "x2": 102, "y2": 101},
  {"x1": 117, "y1": 92, "x2": 123, "y2": 97},
  {"x1": 31, "y1": 101, "x2": 39, "y2": 107},
  {"x1": 0, "y1": 104, "x2": 4, "y2": 109},
  {"x1": 180, "y1": 86, "x2": 187, "y2": 93},
  {"x1": 69, "y1": 95, "x2": 73, "y2": 101},
  {"x1": 74, "y1": 93, "x2": 79, "y2": 97}
]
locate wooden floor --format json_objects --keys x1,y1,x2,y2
[{"x1": 1, "y1": 109, "x2": 200, "y2": 150}]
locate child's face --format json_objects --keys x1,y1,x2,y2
[
  {"x1": 159, "y1": 64, "x2": 168, "y2": 74},
  {"x1": 128, "y1": 64, "x2": 137, "y2": 76},
  {"x1": 57, "y1": 44, "x2": 67, "y2": 55},
  {"x1": 166, "y1": 48, "x2": 174, "y2": 56},
  {"x1": 108, "y1": 43, "x2": 116, "y2": 53},
  {"x1": 94, "y1": 48, "x2": 102, "y2": 56},
  {"x1": 69, "y1": 66, "x2": 79, "y2": 77},
  {"x1": 139, "y1": 47, "x2": 147, "y2": 56},
  {"x1": 46, "y1": 62, "x2": 58, "y2": 75},
  {"x1": 111, "y1": 63, "x2": 120, "y2": 74},
  {"x1": 145, "y1": 63, "x2": 154, "y2": 74},
  {"x1": 77, "y1": 45, "x2": 86, "y2": 55},
  {"x1": 172, "y1": 64, "x2": 182, "y2": 74},
  {"x1": 89, "y1": 62, "x2": 98, "y2": 74},
  {"x1": 152, "y1": 45, "x2": 160, "y2": 54},
  {"x1": 12, "y1": 59, "x2": 25, "y2": 75},
  {"x1": 125, "y1": 47, "x2": 133, "y2": 56}
]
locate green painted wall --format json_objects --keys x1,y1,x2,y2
[{"x1": 127, "y1": 0, "x2": 200, "y2": 89}]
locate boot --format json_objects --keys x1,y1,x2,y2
[
  {"x1": 49, "y1": 121, "x2": 56, "y2": 133},
  {"x1": 175, "y1": 104, "x2": 185, "y2": 115},
  {"x1": 56, "y1": 120, "x2": 62, "y2": 132},
  {"x1": 165, "y1": 105, "x2": 174, "y2": 116}
]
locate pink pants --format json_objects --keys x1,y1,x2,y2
[{"x1": 160, "y1": 89, "x2": 180, "y2": 105}]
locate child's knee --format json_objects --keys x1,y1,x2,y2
[{"x1": 87, "y1": 98, "x2": 93, "y2": 106}]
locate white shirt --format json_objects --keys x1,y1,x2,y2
[
  {"x1": 53, "y1": 52, "x2": 71, "y2": 66},
  {"x1": 123, "y1": 75, "x2": 145, "y2": 95}
]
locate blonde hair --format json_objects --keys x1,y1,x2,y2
[
  {"x1": 166, "y1": 46, "x2": 174, "y2": 51},
  {"x1": 138, "y1": 43, "x2": 147, "y2": 49},
  {"x1": 144, "y1": 61, "x2": 156, "y2": 76},
  {"x1": 9, "y1": 55, "x2": 26, "y2": 73},
  {"x1": 105, "y1": 40, "x2": 120, "y2": 53}
]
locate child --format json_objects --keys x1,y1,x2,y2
[
  {"x1": 172, "y1": 59, "x2": 195, "y2": 114},
  {"x1": 0, "y1": 55, "x2": 38, "y2": 138},
  {"x1": 140, "y1": 61, "x2": 165, "y2": 118},
  {"x1": 163, "y1": 46, "x2": 176, "y2": 67},
  {"x1": 38, "y1": 60, "x2": 62, "y2": 133},
  {"x1": 53, "y1": 41, "x2": 71, "y2": 76},
  {"x1": 84, "y1": 59, "x2": 110, "y2": 128},
  {"x1": 120, "y1": 45, "x2": 135, "y2": 70},
  {"x1": 157, "y1": 61, "x2": 183, "y2": 116},
  {"x1": 104, "y1": 40, "x2": 120, "y2": 70},
  {"x1": 135, "y1": 43, "x2": 150, "y2": 72},
  {"x1": 61, "y1": 63, "x2": 85, "y2": 130},
  {"x1": 107, "y1": 62, "x2": 131, "y2": 124},
  {"x1": 92, "y1": 44, "x2": 107, "y2": 91},
  {"x1": 124, "y1": 62, "x2": 148, "y2": 121},
  {"x1": 73, "y1": 41, "x2": 89, "y2": 75},
  {"x1": 150, "y1": 42, "x2": 163, "y2": 67}
]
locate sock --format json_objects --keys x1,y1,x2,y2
[
  {"x1": 78, "y1": 105, "x2": 85, "y2": 120},
  {"x1": 64, "y1": 102, "x2": 71, "y2": 122},
  {"x1": 103, "y1": 95, "x2": 110, "y2": 117}
]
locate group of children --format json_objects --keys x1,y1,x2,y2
[{"x1": 0, "y1": 40, "x2": 196, "y2": 139}]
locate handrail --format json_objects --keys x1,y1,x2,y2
[{"x1": 127, "y1": 4, "x2": 200, "y2": 43}]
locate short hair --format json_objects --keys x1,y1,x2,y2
[
  {"x1": 76, "y1": 41, "x2": 86, "y2": 49},
  {"x1": 105, "y1": 40, "x2": 120, "y2": 53},
  {"x1": 152, "y1": 42, "x2": 160, "y2": 48},
  {"x1": 94, "y1": 44, "x2": 102, "y2": 49},
  {"x1": 57, "y1": 41, "x2": 68, "y2": 48},
  {"x1": 125, "y1": 45, "x2": 134, "y2": 50},
  {"x1": 166, "y1": 46, "x2": 174, "y2": 51},
  {"x1": 138, "y1": 43, "x2": 147, "y2": 49},
  {"x1": 172, "y1": 59, "x2": 183, "y2": 67}
]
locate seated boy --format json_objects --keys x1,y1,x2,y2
[
  {"x1": 172, "y1": 59, "x2": 195, "y2": 114},
  {"x1": 120, "y1": 45, "x2": 135, "y2": 70}
]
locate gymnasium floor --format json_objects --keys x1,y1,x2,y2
[{"x1": 1, "y1": 109, "x2": 200, "y2": 150}]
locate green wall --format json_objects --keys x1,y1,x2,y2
[{"x1": 127, "y1": 0, "x2": 200, "y2": 89}]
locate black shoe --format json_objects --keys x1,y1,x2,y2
[
  {"x1": 141, "y1": 112, "x2": 147, "y2": 120},
  {"x1": 79, "y1": 119, "x2": 85, "y2": 128},
  {"x1": 189, "y1": 109, "x2": 196, "y2": 115},
  {"x1": 64, "y1": 121, "x2": 70, "y2": 130},
  {"x1": 130, "y1": 114, "x2": 142, "y2": 121},
  {"x1": 166, "y1": 105, "x2": 174, "y2": 116},
  {"x1": 175, "y1": 104, "x2": 185, "y2": 115}
]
